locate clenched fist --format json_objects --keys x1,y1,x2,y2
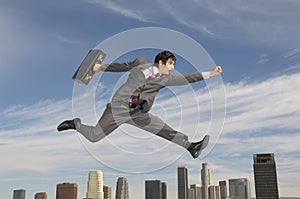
[{"x1": 209, "y1": 66, "x2": 223, "y2": 77}]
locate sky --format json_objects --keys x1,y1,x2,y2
[{"x1": 0, "y1": 0, "x2": 300, "y2": 198}]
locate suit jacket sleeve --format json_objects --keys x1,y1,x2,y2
[
  {"x1": 101, "y1": 57, "x2": 151, "y2": 72},
  {"x1": 165, "y1": 72, "x2": 204, "y2": 86}
]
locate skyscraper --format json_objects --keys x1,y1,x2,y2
[
  {"x1": 115, "y1": 177, "x2": 129, "y2": 199},
  {"x1": 35, "y1": 192, "x2": 47, "y2": 199},
  {"x1": 178, "y1": 166, "x2": 189, "y2": 199},
  {"x1": 190, "y1": 184, "x2": 202, "y2": 199},
  {"x1": 253, "y1": 153, "x2": 279, "y2": 199},
  {"x1": 86, "y1": 170, "x2": 104, "y2": 199},
  {"x1": 13, "y1": 189, "x2": 26, "y2": 199},
  {"x1": 201, "y1": 163, "x2": 211, "y2": 199},
  {"x1": 56, "y1": 183, "x2": 78, "y2": 199},
  {"x1": 229, "y1": 178, "x2": 250, "y2": 199},
  {"x1": 103, "y1": 185, "x2": 112, "y2": 199},
  {"x1": 145, "y1": 180, "x2": 162, "y2": 199},
  {"x1": 219, "y1": 181, "x2": 227, "y2": 199}
]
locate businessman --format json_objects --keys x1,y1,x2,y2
[{"x1": 57, "y1": 51, "x2": 222, "y2": 158}]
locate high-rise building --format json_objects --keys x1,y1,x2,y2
[
  {"x1": 115, "y1": 177, "x2": 129, "y2": 199},
  {"x1": 103, "y1": 185, "x2": 112, "y2": 199},
  {"x1": 208, "y1": 186, "x2": 220, "y2": 199},
  {"x1": 145, "y1": 180, "x2": 167, "y2": 199},
  {"x1": 145, "y1": 180, "x2": 162, "y2": 199},
  {"x1": 178, "y1": 166, "x2": 189, "y2": 199},
  {"x1": 229, "y1": 178, "x2": 250, "y2": 199},
  {"x1": 56, "y1": 183, "x2": 78, "y2": 199},
  {"x1": 86, "y1": 170, "x2": 104, "y2": 199},
  {"x1": 13, "y1": 189, "x2": 26, "y2": 199},
  {"x1": 201, "y1": 163, "x2": 211, "y2": 199},
  {"x1": 190, "y1": 184, "x2": 202, "y2": 199},
  {"x1": 253, "y1": 153, "x2": 279, "y2": 199},
  {"x1": 35, "y1": 192, "x2": 47, "y2": 199},
  {"x1": 219, "y1": 181, "x2": 227, "y2": 199}
]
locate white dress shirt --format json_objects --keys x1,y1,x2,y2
[{"x1": 142, "y1": 66, "x2": 210, "y2": 80}]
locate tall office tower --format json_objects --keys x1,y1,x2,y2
[
  {"x1": 253, "y1": 153, "x2": 279, "y2": 199},
  {"x1": 115, "y1": 177, "x2": 129, "y2": 199},
  {"x1": 208, "y1": 186, "x2": 220, "y2": 199},
  {"x1": 201, "y1": 163, "x2": 211, "y2": 199},
  {"x1": 178, "y1": 166, "x2": 189, "y2": 199},
  {"x1": 56, "y1": 183, "x2": 78, "y2": 199},
  {"x1": 86, "y1": 170, "x2": 104, "y2": 199},
  {"x1": 229, "y1": 178, "x2": 250, "y2": 199},
  {"x1": 162, "y1": 182, "x2": 167, "y2": 199},
  {"x1": 35, "y1": 192, "x2": 47, "y2": 199},
  {"x1": 145, "y1": 180, "x2": 162, "y2": 199},
  {"x1": 13, "y1": 189, "x2": 26, "y2": 199},
  {"x1": 219, "y1": 181, "x2": 227, "y2": 199},
  {"x1": 190, "y1": 184, "x2": 202, "y2": 199},
  {"x1": 103, "y1": 185, "x2": 112, "y2": 199}
]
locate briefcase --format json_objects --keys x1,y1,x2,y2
[{"x1": 72, "y1": 49, "x2": 106, "y2": 85}]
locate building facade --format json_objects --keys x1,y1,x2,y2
[
  {"x1": 219, "y1": 181, "x2": 227, "y2": 199},
  {"x1": 103, "y1": 185, "x2": 112, "y2": 199},
  {"x1": 13, "y1": 189, "x2": 26, "y2": 199},
  {"x1": 115, "y1": 177, "x2": 129, "y2": 199},
  {"x1": 208, "y1": 186, "x2": 220, "y2": 199},
  {"x1": 229, "y1": 178, "x2": 250, "y2": 199},
  {"x1": 86, "y1": 170, "x2": 104, "y2": 199},
  {"x1": 35, "y1": 192, "x2": 47, "y2": 199},
  {"x1": 190, "y1": 184, "x2": 202, "y2": 199},
  {"x1": 161, "y1": 182, "x2": 167, "y2": 199},
  {"x1": 253, "y1": 153, "x2": 279, "y2": 199},
  {"x1": 145, "y1": 180, "x2": 167, "y2": 199},
  {"x1": 178, "y1": 166, "x2": 189, "y2": 199},
  {"x1": 56, "y1": 183, "x2": 77, "y2": 199}
]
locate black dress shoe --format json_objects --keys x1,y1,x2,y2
[
  {"x1": 187, "y1": 135, "x2": 210, "y2": 159},
  {"x1": 57, "y1": 119, "x2": 76, "y2": 132}
]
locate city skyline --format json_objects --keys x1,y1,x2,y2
[
  {"x1": 1, "y1": 1, "x2": 300, "y2": 198},
  {"x1": 9, "y1": 155, "x2": 283, "y2": 199}
]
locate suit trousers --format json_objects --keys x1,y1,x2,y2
[{"x1": 74, "y1": 102, "x2": 191, "y2": 149}]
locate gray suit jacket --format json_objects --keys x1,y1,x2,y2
[{"x1": 102, "y1": 57, "x2": 205, "y2": 112}]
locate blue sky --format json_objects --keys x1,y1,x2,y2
[{"x1": 1, "y1": 0, "x2": 300, "y2": 198}]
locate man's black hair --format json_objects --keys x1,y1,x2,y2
[{"x1": 154, "y1": 51, "x2": 176, "y2": 64}]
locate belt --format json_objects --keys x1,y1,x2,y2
[{"x1": 129, "y1": 96, "x2": 140, "y2": 108}]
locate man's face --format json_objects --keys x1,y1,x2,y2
[{"x1": 158, "y1": 58, "x2": 175, "y2": 75}]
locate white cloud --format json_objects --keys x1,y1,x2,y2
[
  {"x1": 84, "y1": 0, "x2": 151, "y2": 22},
  {"x1": 54, "y1": 33, "x2": 83, "y2": 45},
  {"x1": 283, "y1": 48, "x2": 300, "y2": 60},
  {"x1": 256, "y1": 53, "x2": 269, "y2": 64}
]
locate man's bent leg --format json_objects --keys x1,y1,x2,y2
[
  {"x1": 129, "y1": 112, "x2": 210, "y2": 158},
  {"x1": 75, "y1": 103, "x2": 120, "y2": 143}
]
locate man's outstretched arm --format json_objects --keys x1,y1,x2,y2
[
  {"x1": 93, "y1": 57, "x2": 151, "y2": 72},
  {"x1": 166, "y1": 66, "x2": 223, "y2": 86}
]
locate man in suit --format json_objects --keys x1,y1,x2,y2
[{"x1": 57, "y1": 51, "x2": 222, "y2": 158}]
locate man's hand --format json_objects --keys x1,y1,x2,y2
[
  {"x1": 93, "y1": 63, "x2": 102, "y2": 72},
  {"x1": 209, "y1": 66, "x2": 222, "y2": 77}
]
